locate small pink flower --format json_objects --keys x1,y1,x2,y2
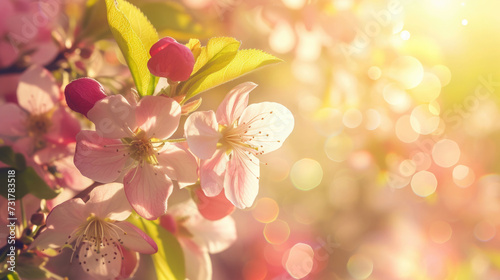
[
  {"x1": 30, "y1": 183, "x2": 158, "y2": 280},
  {"x1": 160, "y1": 200, "x2": 237, "y2": 280},
  {"x1": 74, "y1": 95, "x2": 198, "y2": 220},
  {"x1": 65, "y1": 78, "x2": 107, "y2": 117},
  {"x1": 184, "y1": 82, "x2": 294, "y2": 208},
  {"x1": 147, "y1": 37, "x2": 195, "y2": 81},
  {"x1": 0, "y1": 65, "x2": 80, "y2": 155}
]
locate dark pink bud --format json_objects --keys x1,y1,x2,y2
[
  {"x1": 147, "y1": 37, "x2": 195, "y2": 82},
  {"x1": 64, "y1": 78, "x2": 106, "y2": 117}
]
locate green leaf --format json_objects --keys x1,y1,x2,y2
[
  {"x1": 105, "y1": 0, "x2": 159, "y2": 96},
  {"x1": 128, "y1": 215, "x2": 185, "y2": 280},
  {"x1": 0, "y1": 146, "x2": 26, "y2": 170},
  {"x1": 177, "y1": 37, "x2": 240, "y2": 99},
  {"x1": 181, "y1": 40, "x2": 282, "y2": 100},
  {"x1": 0, "y1": 167, "x2": 60, "y2": 200}
]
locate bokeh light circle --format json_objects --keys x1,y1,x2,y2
[
  {"x1": 431, "y1": 64, "x2": 452, "y2": 86},
  {"x1": 284, "y1": 243, "x2": 315, "y2": 279},
  {"x1": 290, "y1": 158, "x2": 323, "y2": 190},
  {"x1": 264, "y1": 219, "x2": 290, "y2": 245},
  {"x1": 453, "y1": 165, "x2": 475, "y2": 188},
  {"x1": 367, "y1": 66, "x2": 382, "y2": 80},
  {"x1": 324, "y1": 134, "x2": 354, "y2": 162},
  {"x1": 410, "y1": 72, "x2": 442, "y2": 103},
  {"x1": 395, "y1": 115, "x2": 419, "y2": 143},
  {"x1": 313, "y1": 108, "x2": 343, "y2": 136},
  {"x1": 252, "y1": 197, "x2": 279, "y2": 223},
  {"x1": 389, "y1": 56, "x2": 424, "y2": 89},
  {"x1": 410, "y1": 104, "x2": 440, "y2": 135},
  {"x1": 347, "y1": 254, "x2": 373, "y2": 280},
  {"x1": 343, "y1": 108, "x2": 363, "y2": 128},
  {"x1": 399, "y1": 159, "x2": 417, "y2": 177},
  {"x1": 432, "y1": 139, "x2": 460, "y2": 168},
  {"x1": 365, "y1": 109, "x2": 381, "y2": 130},
  {"x1": 269, "y1": 20, "x2": 296, "y2": 53},
  {"x1": 383, "y1": 83, "x2": 411, "y2": 112},
  {"x1": 429, "y1": 220, "x2": 452, "y2": 244},
  {"x1": 474, "y1": 221, "x2": 496, "y2": 242},
  {"x1": 411, "y1": 170, "x2": 438, "y2": 197}
]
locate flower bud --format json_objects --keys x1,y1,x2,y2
[
  {"x1": 147, "y1": 37, "x2": 195, "y2": 82},
  {"x1": 30, "y1": 212, "x2": 46, "y2": 226},
  {"x1": 64, "y1": 78, "x2": 106, "y2": 117}
]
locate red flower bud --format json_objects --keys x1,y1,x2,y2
[
  {"x1": 147, "y1": 37, "x2": 195, "y2": 82},
  {"x1": 194, "y1": 186, "x2": 235, "y2": 221},
  {"x1": 64, "y1": 78, "x2": 107, "y2": 117}
]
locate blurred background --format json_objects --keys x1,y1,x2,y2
[
  {"x1": 2, "y1": 0, "x2": 500, "y2": 279},
  {"x1": 189, "y1": 0, "x2": 500, "y2": 279}
]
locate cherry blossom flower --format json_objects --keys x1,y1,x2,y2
[
  {"x1": 160, "y1": 200, "x2": 236, "y2": 280},
  {"x1": 184, "y1": 82, "x2": 294, "y2": 208},
  {"x1": 65, "y1": 78, "x2": 107, "y2": 117},
  {"x1": 30, "y1": 183, "x2": 158, "y2": 280},
  {"x1": 33, "y1": 144, "x2": 93, "y2": 191},
  {"x1": 147, "y1": 37, "x2": 195, "y2": 82},
  {"x1": 0, "y1": 65, "x2": 80, "y2": 155},
  {"x1": 74, "y1": 94, "x2": 198, "y2": 220}
]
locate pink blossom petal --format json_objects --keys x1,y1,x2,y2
[
  {"x1": 87, "y1": 95, "x2": 136, "y2": 139},
  {"x1": 180, "y1": 238, "x2": 212, "y2": 280},
  {"x1": 74, "y1": 131, "x2": 130, "y2": 183},
  {"x1": 0, "y1": 103, "x2": 28, "y2": 137},
  {"x1": 179, "y1": 200, "x2": 237, "y2": 253},
  {"x1": 157, "y1": 143, "x2": 198, "y2": 188},
  {"x1": 184, "y1": 110, "x2": 220, "y2": 159},
  {"x1": 216, "y1": 82, "x2": 257, "y2": 125},
  {"x1": 45, "y1": 198, "x2": 87, "y2": 230},
  {"x1": 53, "y1": 156, "x2": 93, "y2": 191},
  {"x1": 200, "y1": 149, "x2": 228, "y2": 196},
  {"x1": 79, "y1": 243, "x2": 122, "y2": 280},
  {"x1": 114, "y1": 221, "x2": 158, "y2": 254},
  {"x1": 30, "y1": 228, "x2": 77, "y2": 251},
  {"x1": 159, "y1": 214, "x2": 177, "y2": 234},
  {"x1": 17, "y1": 65, "x2": 59, "y2": 115},
  {"x1": 124, "y1": 164, "x2": 172, "y2": 220},
  {"x1": 0, "y1": 74, "x2": 20, "y2": 101},
  {"x1": 117, "y1": 246, "x2": 140, "y2": 279},
  {"x1": 239, "y1": 102, "x2": 294, "y2": 154},
  {"x1": 29, "y1": 40, "x2": 59, "y2": 66},
  {"x1": 45, "y1": 107, "x2": 80, "y2": 145},
  {"x1": 194, "y1": 186, "x2": 235, "y2": 221},
  {"x1": 0, "y1": 41, "x2": 17, "y2": 68},
  {"x1": 46, "y1": 188, "x2": 78, "y2": 211},
  {"x1": 86, "y1": 183, "x2": 132, "y2": 221},
  {"x1": 30, "y1": 199, "x2": 86, "y2": 250},
  {"x1": 135, "y1": 96, "x2": 181, "y2": 139},
  {"x1": 12, "y1": 136, "x2": 34, "y2": 157},
  {"x1": 224, "y1": 153, "x2": 260, "y2": 209}
]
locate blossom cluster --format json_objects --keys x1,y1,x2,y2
[{"x1": 0, "y1": 1, "x2": 293, "y2": 278}]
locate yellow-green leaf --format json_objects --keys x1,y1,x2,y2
[
  {"x1": 127, "y1": 215, "x2": 185, "y2": 280},
  {"x1": 183, "y1": 48, "x2": 282, "y2": 101},
  {"x1": 192, "y1": 37, "x2": 241, "y2": 75},
  {"x1": 105, "y1": 0, "x2": 158, "y2": 96}
]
